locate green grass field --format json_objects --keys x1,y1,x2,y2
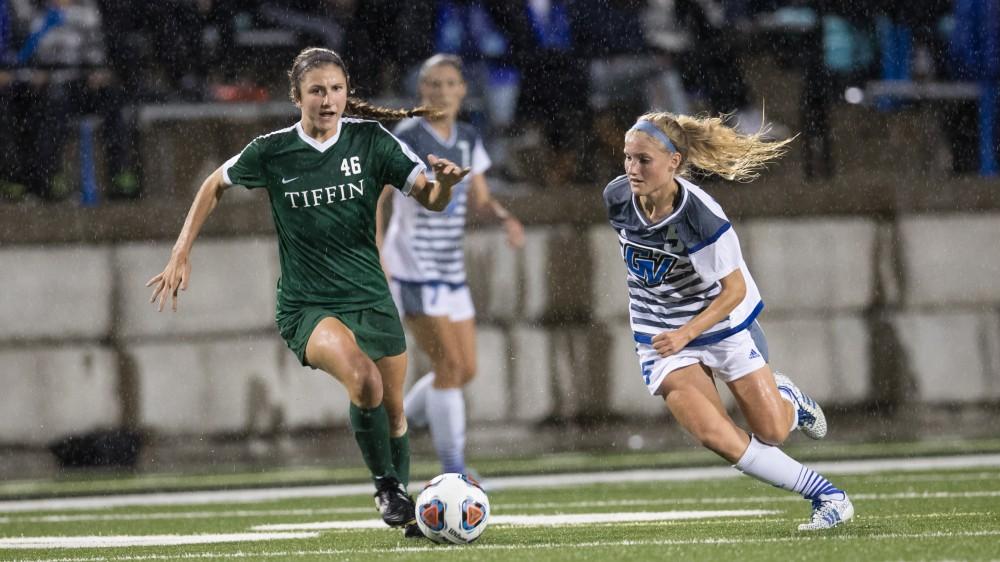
[{"x1": 1, "y1": 445, "x2": 999, "y2": 561}]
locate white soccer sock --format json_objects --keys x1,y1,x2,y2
[
  {"x1": 403, "y1": 372, "x2": 435, "y2": 428},
  {"x1": 427, "y1": 387, "x2": 466, "y2": 474},
  {"x1": 735, "y1": 436, "x2": 845, "y2": 501}
]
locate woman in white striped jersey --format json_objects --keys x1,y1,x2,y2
[
  {"x1": 379, "y1": 54, "x2": 524, "y2": 477},
  {"x1": 603, "y1": 112, "x2": 854, "y2": 530}
]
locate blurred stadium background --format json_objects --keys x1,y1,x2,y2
[{"x1": 1, "y1": 0, "x2": 999, "y2": 479}]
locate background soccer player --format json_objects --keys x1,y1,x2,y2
[{"x1": 379, "y1": 54, "x2": 524, "y2": 478}]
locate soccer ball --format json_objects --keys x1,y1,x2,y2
[{"x1": 415, "y1": 473, "x2": 490, "y2": 544}]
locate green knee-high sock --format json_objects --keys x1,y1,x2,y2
[
  {"x1": 390, "y1": 432, "x2": 411, "y2": 488},
  {"x1": 349, "y1": 403, "x2": 397, "y2": 482}
]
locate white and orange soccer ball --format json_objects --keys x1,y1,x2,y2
[{"x1": 415, "y1": 473, "x2": 490, "y2": 544}]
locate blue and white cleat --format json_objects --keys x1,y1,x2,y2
[
  {"x1": 774, "y1": 373, "x2": 827, "y2": 440},
  {"x1": 798, "y1": 495, "x2": 854, "y2": 531}
]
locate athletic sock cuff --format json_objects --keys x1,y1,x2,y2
[
  {"x1": 350, "y1": 402, "x2": 386, "y2": 423},
  {"x1": 734, "y1": 435, "x2": 768, "y2": 472}
]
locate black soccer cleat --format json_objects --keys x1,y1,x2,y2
[
  {"x1": 373, "y1": 476, "x2": 416, "y2": 528},
  {"x1": 403, "y1": 522, "x2": 424, "y2": 538}
]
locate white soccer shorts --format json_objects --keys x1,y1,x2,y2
[
  {"x1": 635, "y1": 328, "x2": 767, "y2": 395},
  {"x1": 390, "y1": 279, "x2": 476, "y2": 322}
]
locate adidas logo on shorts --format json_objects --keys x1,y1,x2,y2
[{"x1": 748, "y1": 349, "x2": 761, "y2": 360}]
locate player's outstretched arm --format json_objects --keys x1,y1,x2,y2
[
  {"x1": 146, "y1": 167, "x2": 230, "y2": 312},
  {"x1": 411, "y1": 154, "x2": 469, "y2": 212}
]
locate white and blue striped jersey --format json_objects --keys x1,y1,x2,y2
[
  {"x1": 382, "y1": 118, "x2": 491, "y2": 285},
  {"x1": 603, "y1": 175, "x2": 763, "y2": 347}
]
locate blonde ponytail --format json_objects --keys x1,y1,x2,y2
[{"x1": 631, "y1": 112, "x2": 793, "y2": 182}]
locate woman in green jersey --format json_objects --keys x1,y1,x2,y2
[{"x1": 146, "y1": 47, "x2": 468, "y2": 537}]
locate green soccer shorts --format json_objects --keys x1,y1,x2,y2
[{"x1": 277, "y1": 299, "x2": 407, "y2": 367}]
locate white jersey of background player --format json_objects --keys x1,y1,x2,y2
[
  {"x1": 379, "y1": 54, "x2": 524, "y2": 477},
  {"x1": 382, "y1": 118, "x2": 489, "y2": 288},
  {"x1": 604, "y1": 112, "x2": 854, "y2": 531}
]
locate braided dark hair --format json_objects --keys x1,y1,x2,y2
[{"x1": 288, "y1": 47, "x2": 440, "y2": 121}]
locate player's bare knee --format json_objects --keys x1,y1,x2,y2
[
  {"x1": 434, "y1": 357, "x2": 465, "y2": 388},
  {"x1": 309, "y1": 328, "x2": 346, "y2": 358},
  {"x1": 351, "y1": 365, "x2": 384, "y2": 407}
]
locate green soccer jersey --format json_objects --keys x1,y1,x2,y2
[{"x1": 222, "y1": 118, "x2": 425, "y2": 313}]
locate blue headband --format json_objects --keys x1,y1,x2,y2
[{"x1": 629, "y1": 120, "x2": 677, "y2": 153}]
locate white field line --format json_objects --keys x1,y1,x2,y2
[
  {"x1": 8, "y1": 499, "x2": 992, "y2": 553},
  {"x1": 18, "y1": 530, "x2": 1000, "y2": 562},
  {"x1": 0, "y1": 507, "x2": 372, "y2": 524},
  {"x1": 0, "y1": 469, "x2": 341, "y2": 498},
  {"x1": 4, "y1": 466, "x2": 987, "y2": 503},
  {"x1": 505, "y1": 489, "x2": 1000, "y2": 509},
  {"x1": 871, "y1": 471, "x2": 1000, "y2": 483},
  {"x1": 3, "y1": 463, "x2": 991, "y2": 498},
  {"x1": 494, "y1": 511, "x2": 996, "y2": 530},
  {"x1": 1, "y1": 489, "x2": 998, "y2": 527},
  {"x1": 480, "y1": 454, "x2": 1000, "y2": 492},
  {"x1": 252, "y1": 509, "x2": 779, "y2": 531},
  {"x1": 8, "y1": 490, "x2": 997, "y2": 526},
  {"x1": 0, "y1": 532, "x2": 318, "y2": 550},
  {"x1": 1, "y1": 453, "x2": 998, "y2": 514},
  {"x1": 0, "y1": 483, "x2": 372, "y2": 514}
]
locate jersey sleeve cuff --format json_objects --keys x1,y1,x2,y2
[
  {"x1": 220, "y1": 153, "x2": 240, "y2": 186},
  {"x1": 471, "y1": 137, "x2": 492, "y2": 175},
  {"x1": 401, "y1": 162, "x2": 426, "y2": 196},
  {"x1": 689, "y1": 227, "x2": 744, "y2": 284},
  {"x1": 697, "y1": 264, "x2": 740, "y2": 285}
]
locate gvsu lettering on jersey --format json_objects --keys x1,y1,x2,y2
[
  {"x1": 283, "y1": 179, "x2": 364, "y2": 209},
  {"x1": 624, "y1": 243, "x2": 676, "y2": 286}
]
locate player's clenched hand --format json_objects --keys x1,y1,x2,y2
[
  {"x1": 428, "y1": 153, "x2": 469, "y2": 187},
  {"x1": 652, "y1": 329, "x2": 692, "y2": 358},
  {"x1": 145, "y1": 252, "x2": 191, "y2": 312}
]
